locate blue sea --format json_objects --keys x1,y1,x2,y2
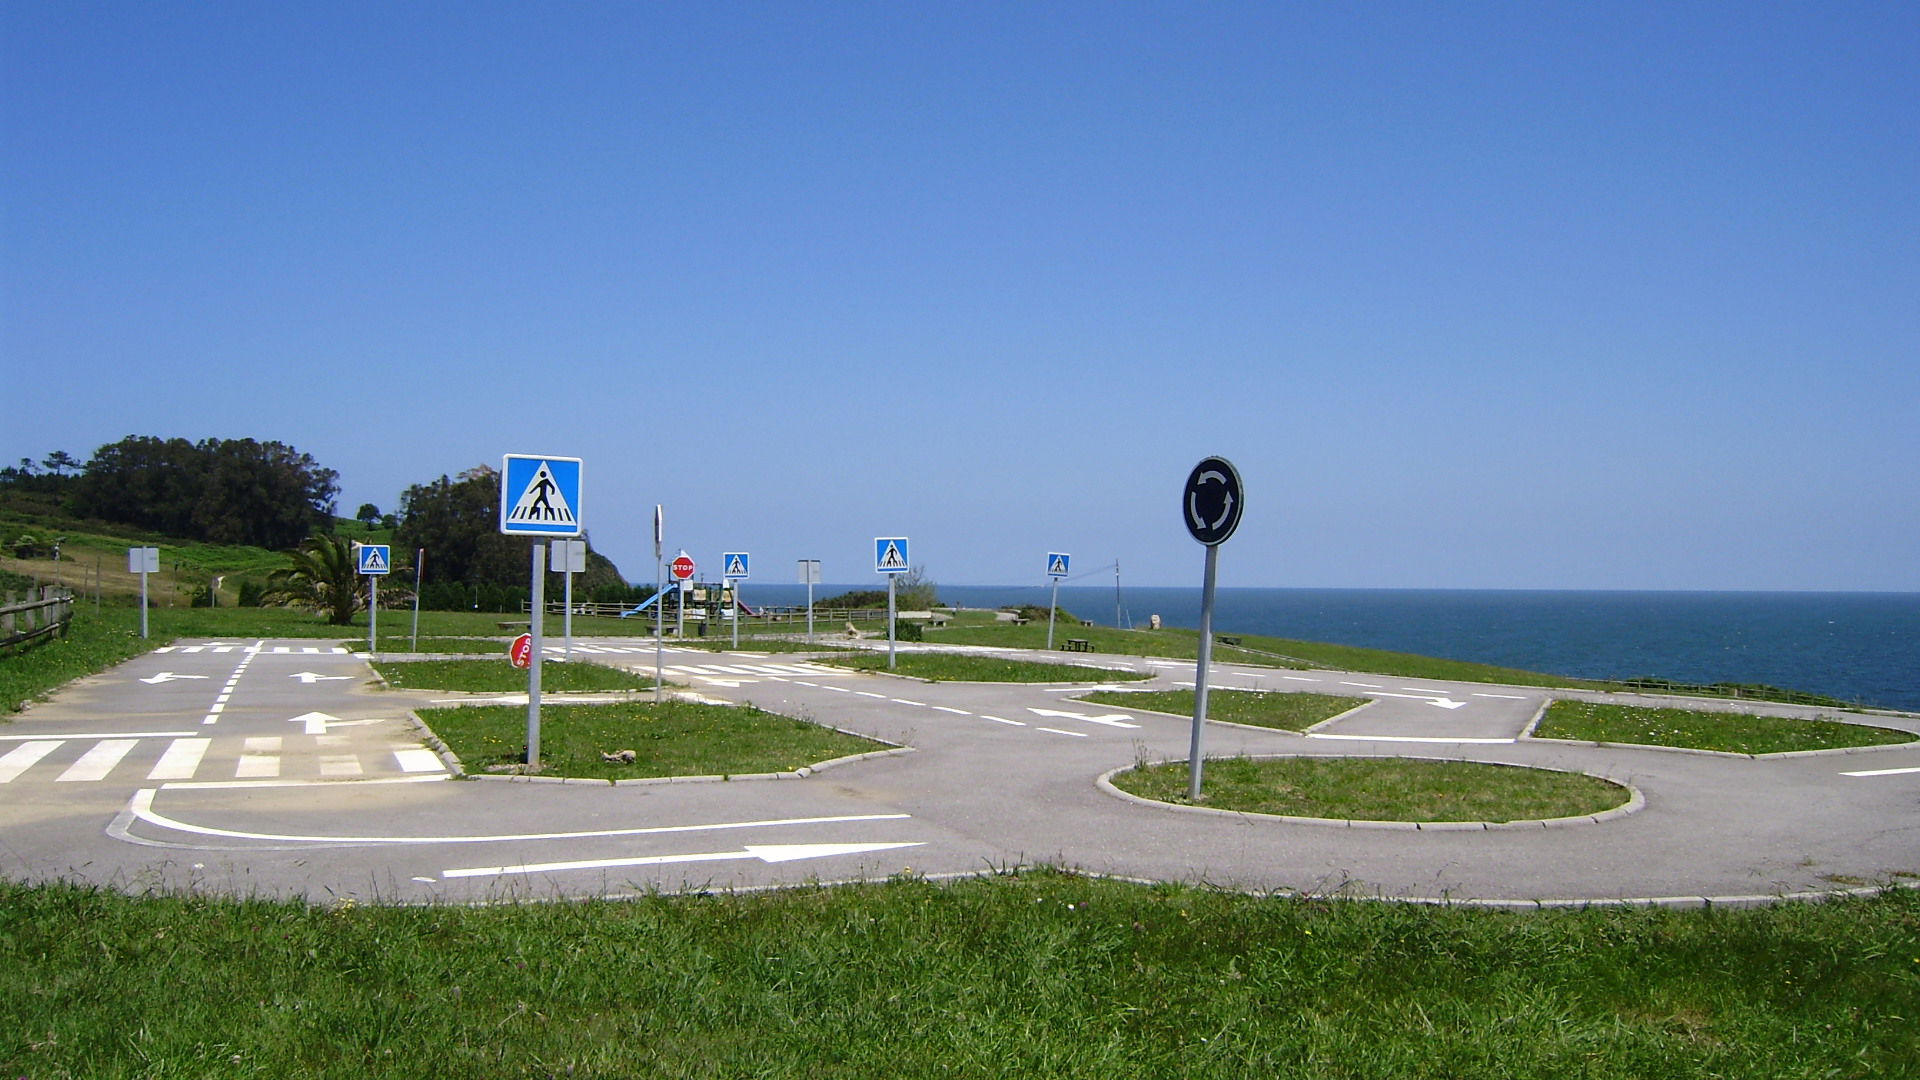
[{"x1": 739, "y1": 584, "x2": 1920, "y2": 713}]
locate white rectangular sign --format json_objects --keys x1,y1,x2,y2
[
  {"x1": 550, "y1": 539, "x2": 588, "y2": 573},
  {"x1": 127, "y1": 546, "x2": 160, "y2": 574}
]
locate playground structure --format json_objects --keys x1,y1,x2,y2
[{"x1": 618, "y1": 580, "x2": 753, "y2": 631}]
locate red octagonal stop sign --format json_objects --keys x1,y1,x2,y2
[
  {"x1": 508, "y1": 632, "x2": 533, "y2": 669},
  {"x1": 670, "y1": 554, "x2": 696, "y2": 581}
]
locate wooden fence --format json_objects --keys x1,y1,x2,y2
[{"x1": 0, "y1": 587, "x2": 74, "y2": 650}]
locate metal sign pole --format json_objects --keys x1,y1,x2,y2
[
  {"x1": 368, "y1": 570, "x2": 378, "y2": 659},
  {"x1": 411, "y1": 548, "x2": 423, "y2": 653},
  {"x1": 528, "y1": 542, "x2": 544, "y2": 770},
  {"x1": 653, "y1": 507, "x2": 664, "y2": 705},
  {"x1": 139, "y1": 562, "x2": 149, "y2": 639},
  {"x1": 1048, "y1": 576, "x2": 1060, "y2": 650},
  {"x1": 887, "y1": 575, "x2": 897, "y2": 670},
  {"x1": 1187, "y1": 543, "x2": 1221, "y2": 801},
  {"x1": 561, "y1": 541, "x2": 575, "y2": 663},
  {"x1": 731, "y1": 579, "x2": 740, "y2": 648}
]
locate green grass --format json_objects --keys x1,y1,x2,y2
[
  {"x1": 372, "y1": 658, "x2": 653, "y2": 693},
  {"x1": 4, "y1": 874, "x2": 1917, "y2": 1078},
  {"x1": 1081, "y1": 688, "x2": 1362, "y2": 731},
  {"x1": 1115, "y1": 756, "x2": 1632, "y2": 822},
  {"x1": 822, "y1": 651, "x2": 1151, "y2": 683},
  {"x1": 0, "y1": 605, "x2": 158, "y2": 712},
  {"x1": 422, "y1": 700, "x2": 888, "y2": 780},
  {"x1": 1536, "y1": 700, "x2": 1916, "y2": 755}
]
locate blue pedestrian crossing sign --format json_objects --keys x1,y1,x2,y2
[
  {"x1": 1047, "y1": 552, "x2": 1070, "y2": 578},
  {"x1": 874, "y1": 536, "x2": 910, "y2": 574},
  {"x1": 723, "y1": 552, "x2": 750, "y2": 579},
  {"x1": 356, "y1": 544, "x2": 391, "y2": 575},
  {"x1": 500, "y1": 455, "x2": 583, "y2": 536}
]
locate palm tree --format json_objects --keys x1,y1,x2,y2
[{"x1": 264, "y1": 533, "x2": 364, "y2": 625}]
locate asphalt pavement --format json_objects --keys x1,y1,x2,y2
[{"x1": 3, "y1": 636, "x2": 1916, "y2": 907}]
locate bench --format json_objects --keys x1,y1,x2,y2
[
  {"x1": 1218, "y1": 635, "x2": 1241, "y2": 647},
  {"x1": 898, "y1": 610, "x2": 951, "y2": 627},
  {"x1": 1064, "y1": 638, "x2": 1092, "y2": 652}
]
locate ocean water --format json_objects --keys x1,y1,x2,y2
[{"x1": 739, "y1": 584, "x2": 1920, "y2": 713}]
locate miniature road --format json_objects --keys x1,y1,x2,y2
[{"x1": 3, "y1": 637, "x2": 1917, "y2": 907}]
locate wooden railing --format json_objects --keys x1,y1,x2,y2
[{"x1": 0, "y1": 587, "x2": 74, "y2": 650}]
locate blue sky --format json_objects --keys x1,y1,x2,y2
[{"x1": 4, "y1": 2, "x2": 1916, "y2": 591}]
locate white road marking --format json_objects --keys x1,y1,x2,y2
[
  {"x1": 148, "y1": 739, "x2": 210, "y2": 781},
  {"x1": 1472, "y1": 693, "x2": 1530, "y2": 700},
  {"x1": 978, "y1": 715, "x2": 1025, "y2": 726},
  {"x1": 1842, "y1": 765, "x2": 1920, "y2": 778},
  {"x1": 0, "y1": 741, "x2": 62, "y2": 782},
  {"x1": 393, "y1": 748, "x2": 445, "y2": 773},
  {"x1": 444, "y1": 841, "x2": 926, "y2": 880},
  {"x1": 933, "y1": 706, "x2": 971, "y2": 715},
  {"x1": 320, "y1": 755, "x2": 363, "y2": 777},
  {"x1": 58, "y1": 740, "x2": 138, "y2": 782},
  {"x1": 1037, "y1": 727, "x2": 1089, "y2": 738},
  {"x1": 118, "y1": 793, "x2": 911, "y2": 845},
  {"x1": 1027, "y1": 707, "x2": 1139, "y2": 729}
]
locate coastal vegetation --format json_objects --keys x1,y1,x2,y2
[
  {"x1": 5, "y1": 874, "x2": 1915, "y2": 1077},
  {"x1": 422, "y1": 700, "x2": 887, "y2": 781},
  {"x1": 1536, "y1": 700, "x2": 1915, "y2": 755},
  {"x1": 1079, "y1": 687, "x2": 1360, "y2": 731},
  {"x1": 1112, "y1": 756, "x2": 1631, "y2": 822}
]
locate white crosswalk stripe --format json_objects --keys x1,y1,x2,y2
[{"x1": 0, "y1": 736, "x2": 448, "y2": 784}]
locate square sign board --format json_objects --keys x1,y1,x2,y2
[
  {"x1": 500, "y1": 455, "x2": 583, "y2": 536},
  {"x1": 874, "y1": 537, "x2": 910, "y2": 574},
  {"x1": 356, "y1": 544, "x2": 392, "y2": 575}
]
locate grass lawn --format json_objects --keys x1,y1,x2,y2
[
  {"x1": 422, "y1": 700, "x2": 888, "y2": 780},
  {"x1": 823, "y1": 651, "x2": 1151, "y2": 683},
  {"x1": 1536, "y1": 700, "x2": 1916, "y2": 755},
  {"x1": 4, "y1": 873, "x2": 1915, "y2": 1078},
  {"x1": 1115, "y1": 756, "x2": 1632, "y2": 822},
  {"x1": 1080, "y1": 688, "x2": 1362, "y2": 731},
  {"x1": 372, "y1": 658, "x2": 652, "y2": 693}
]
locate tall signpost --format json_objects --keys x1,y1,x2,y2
[
  {"x1": 1182, "y1": 456, "x2": 1244, "y2": 802},
  {"x1": 500, "y1": 454, "x2": 584, "y2": 772},
  {"x1": 1045, "y1": 552, "x2": 1070, "y2": 650},
  {"x1": 128, "y1": 546, "x2": 159, "y2": 638},
  {"x1": 553, "y1": 538, "x2": 586, "y2": 662},
  {"x1": 874, "y1": 537, "x2": 910, "y2": 670},
  {"x1": 798, "y1": 559, "x2": 821, "y2": 645},
  {"x1": 355, "y1": 543, "x2": 391, "y2": 658},
  {"x1": 653, "y1": 505, "x2": 664, "y2": 704},
  {"x1": 722, "y1": 552, "x2": 750, "y2": 648}
]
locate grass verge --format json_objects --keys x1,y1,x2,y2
[
  {"x1": 1113, "y1": 756, "x2": 1631, "y2": 822},
  {"x1": 1536, "y1": 700, "x2": 1915, "y2": 755},
  {"x1": 822, "y1": 651, "x2": 1150, "y2": 683},
  {"x1": 423, "y1": 701, "x2": 887, "y2": 780},
  {"x1": 4, "y1": 873, "x2": 1916, "y2": 1078},
  {"x1": 1080, "y1": 688, "x2": 1361, "y2": 731},
  {"x1": 372, "y1": 659, "x2": 652, "y2": 693}
]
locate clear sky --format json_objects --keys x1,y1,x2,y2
[{"x1": 4, "y1": 2, "x2": 1916, "y2": 591}]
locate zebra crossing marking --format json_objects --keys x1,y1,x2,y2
[{"x1": 58, "y1": 739, "x2": 137, "y2": 782}]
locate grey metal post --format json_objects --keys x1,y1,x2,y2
[
  {"x1": 731, "y1": 581, "x2": 739, "y2": 649},
  {"x1": 528, "y1": 542, "x2": 544, "y2": 770},
  {"x1": 887, "y1": 575, "x2": 897, "y2": 670},
  {"x1": 410, "y1": 548, "x2": 423, "y2": 653},
  {"x1": 1187, "y1": 543, "x2": 1221, "y2": 802},
  {"x1": 561, "y1": 541, "x2": 574, "y2": 663},
  {"x1": 139, "y1": 563, "x2": 149, "y2": 639},
  {"x1": 1047, "y1": 576, "x2": 1059, "y2": 650},
  {"x1": 368, "y1": 571, "x2": 378, "y2": 659}
]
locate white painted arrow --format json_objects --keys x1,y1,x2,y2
[
  {"x1": 288, "y1": 711, "x2": 343, "y2": 735},
  {"x1": 140, "y1": 672, "x2": 209, "y2": 684},
  {"x1": 442, "y1": 841, "x2": 925, "y2": 880},
  {"x1": 289, "y1": 671, "x2": 351, "y2": 684},
  {"x1": 1364, "y1": 692, "x2": 1469, "y2": 710},
  {"x1": 1026, "y1": 707, "x2": 1140, "y2": 729}
]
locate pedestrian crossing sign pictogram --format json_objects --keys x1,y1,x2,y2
[
  {"x1": 874, "y1": 536, "x2": 910, "y2": 574},
  {"x1": 500, "y1": 455, "x2": 583, "y2": 536},
  {"x1": 1047, "y1": 552, "x2": 1070, "y2": 578},
  {"x1": 356, "y1": 544, "x2": 391, "y2": 575},
  {"x1": 723, "y1": 552, "x2": 750, "y2": 579}
]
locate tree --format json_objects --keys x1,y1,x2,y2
[
  {"x1": 895, "y1": 565, "x2": 939, "y2": 610},
  {"x1": 40, "y1": 451, "x2": 79, "y2": 477},
  {"x1": 263, "y1": 533, "x2": 364, "y2": 625},
  {"x1": 356, "y1": 503, "x2": 382, "y2": 526},
  {"x1": 71, "y1": 435, "x2": 338, "y2": 548}
]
